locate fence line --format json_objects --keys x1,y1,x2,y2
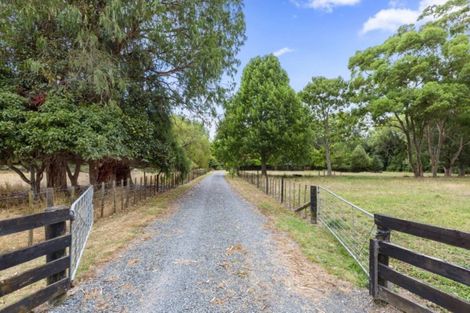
[
  {"x1": 1, "y1": 169, "x2": 208, "y2": 247},
  {"x1": 239, "y1": 170, "x2": 470, "y2": 313},
  {"x1": 238, "y1": 171, "x2": 372, "y2": 275}
]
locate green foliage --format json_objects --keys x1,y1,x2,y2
[
  {"x1": 350, "y1": 145, "x2": 371, "y2": 172},
  {"x1": 369, "y1": 127, "x2": 408, "y2": 171},
  {"x1": 0, "y1": 0, "x2": 245, "y2": 187},
  {"x1": 172, "y1": 116, "x2": 211, "y2": 169},
  {"x1": 215, "y1": 55, "x2": 311, "y2": 170},
  {"x1": 299, "y1": 77, "x2": 352, "y2": 175},
  {"x1": 349, "y1": 0, "x2": 470, "y2": 177},
  {"x1": 370, "y1": 155, "x2": 384, "y2": 172}
]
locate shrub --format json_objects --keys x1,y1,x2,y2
[
  {"x1": 351, "y1": 145, "x2": 371, "y2": 172},
  {"x1": 370, "y1": 155, "x2": 384, "y2": 172}
]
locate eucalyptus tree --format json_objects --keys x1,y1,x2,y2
[
  {"x1": 299, "y1": 77, "x2": 350, "y2": 176},
  {"x1": 215, "y1": 55, "x2": 311, "y2": 174},
  {"x1": 349, "y1": 0, "x2": 469, "y2": 177}
]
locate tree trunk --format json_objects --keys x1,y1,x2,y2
[
  {"x1": 396, "y1": 115, "x2": 418, "y2": 177},
  {"x1": 426, "y1": 123, "x2": 445, "y2": 178},
  {"x1": 88, "y1": 160, "x2": 99, "y2": 185},
  {"x1": 46, "y1": 156, "x2": 67, "y2": 189},
  {"x1": 444, "y1": 167, "x2": 452, "y2": 177},
  {"x1": 261, "y1": 162, "x2": 267, "y2": 176},
  {"x1": 458, "y1": 164, "x2": 465, "y2": 177},
  {"x1": 325, "y1": 141, "x2": 332, "y2": 176},
  {"x1": 88, "y1": 159, "x2": 129, "y2": 185},
  {"x1": 66, "y1": 159, "x2": 82, "y2": 187}
]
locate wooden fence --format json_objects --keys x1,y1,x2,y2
[
  {"x1": 0, "y1": 168, "x2": 208, "y2": 312},
  {"x1": 2, "y1": 169, "x2": 208, "y2": 247},
  {"x1": 0, "y1": 194, "x2": 72, "y2": 313},
  {"x1": 239, "y1": 171, "x2": 470, "y2": 313},
  {"x1": 370, "y1": 214, "x2": 470, "y2": 313},
  {"x1": 238, "y1": 171, "x2": 313, "y2": 212}
]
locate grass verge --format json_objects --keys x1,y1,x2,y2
[{"x1": 226, "y1": 175, "x2": 368, "y2": 287}]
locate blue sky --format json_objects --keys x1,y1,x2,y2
[
  {"x1": 229, "y1": 0, "x2": 445, "y2": 91},
  {"x1": 208, "y1": 0, "x2": 446, "y2": 136}
]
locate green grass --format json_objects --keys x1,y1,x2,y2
[{"x1": 238, "y1": 171, "x2": 470, "y2": 302}]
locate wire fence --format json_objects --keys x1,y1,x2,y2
[
  {"x1": 239, "y1": 171, "x2": 374, "y2": 276},
  {"x1": 317, "y1": 186, "x2": 375, "y2": 275}
]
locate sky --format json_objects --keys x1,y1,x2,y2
[
  {"x1": 228, "y1": 0, "x2": 447, "y2": 91},
  {"x1": 209, "y1": 0, "x2": 447, "y2": 137}
]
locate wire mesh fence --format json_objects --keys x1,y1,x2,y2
[
  {"x1": 239, "y1": 171, "x2": 374, "y2": 276},
  {"x1": 317, "y1": 186, "x2": 375, "y2": 275},
  {"x1": 70, "y1": 185, "x2": 94, "y2": 280}
]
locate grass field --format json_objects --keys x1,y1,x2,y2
[{"x1": 240, "y1": 171, "x2": 470, "y2": 306}]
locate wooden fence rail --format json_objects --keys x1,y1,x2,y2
[
  {"x1": 239, "y1": 171, "x2": 469, "y2": 313},
  {"x1": 370, "y1": 214, "x2": 470, "y2": 313},
  {"x1": 0, "y1": 199, "x2": 72, "y2": 313},
  {"x1": 0, "y1": 169, "x2": 209, "y2": 312}
]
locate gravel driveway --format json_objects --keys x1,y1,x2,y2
[{"x1": 50, "y1": 171, "x2": 387, "y2": 313}]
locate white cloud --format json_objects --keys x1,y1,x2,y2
[
  {"x1": 361, "y1": 0, "x2": 449, "y2": 34},
  {"x1": 290, "y1": 0, "x2": 361, "y2": 12},
  {"x1": 273, "y1": 47, "x2": 294, "y2": 57},
  {"x1": 361, "y1": 8, "x2": 419, "y2": 34}
]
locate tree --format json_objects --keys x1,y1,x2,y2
[
  {"x1": 370, "y1": 155, "x2": 384, "y2": 172},
  {"x1": 215, "y1": 55, "x2": 311, "y2": 174},
  {"x1": 0, "y1": 1, "x2": 245, "y2": 188},
  {"x1": 351, "y1": 145, "x2": 371, "y2": 172},
  {"x1": 299, "y1": 77, "x2": 350, "y2": 176},
  {"x1": 369, "y1": 127, "x2": 408, "y2": 171},
  {"x1": 172, "y1": 117, "x2": 211, "y2": 169},
  {"x1": 349, "y1": 0, "x2": 469, "y2": 177}
]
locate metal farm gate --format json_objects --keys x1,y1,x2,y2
[{"x1": 70, "y1": 186, "x2": 94, "y2": 280}]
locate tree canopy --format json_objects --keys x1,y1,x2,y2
[
  {"x1": 214, "y1": 55, "x2": 311, "y2": 174},
  {"x1": 0, "y1": 0, "x2": 245, "y2": 192}
]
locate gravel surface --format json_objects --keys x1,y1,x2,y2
[{"x1": 50, "y1": 172, "x2": 387, "y2": 313}]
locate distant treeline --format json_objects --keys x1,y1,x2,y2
[{"x1": 215, "y1": 0, "x2": 470, "y2": 177}]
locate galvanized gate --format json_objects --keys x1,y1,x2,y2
[{"x1": 70, "y1": 186, "x2": 94, "y2": 280}]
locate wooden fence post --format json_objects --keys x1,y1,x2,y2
[
  {"x1": 120, "y1": 179, "x2": 124, "y2": 211},
  {"x1": 369, "y1": 239, "x2": 379, "y2": 298},
  {"x1": 265, "y1": 175, "x2": 268, "y2": 194},
  {"x1": 140, "y1": 177, "x2": 143, "y2": 201},
  {"x1": 156, "y1": 174, "x2": 160, "y2": 193},
  {"x1": 281, "y1": 177, "x2": 284, "y2": 203},
  {"x1": 125, "y1": 178, "x2": 130, "y2": 209},
  {"x1": 46, "y1": 188, "x2": 54, "y2": 208},
  {"x1": 297, "y1": 183, "x2": 301, "y2": 207},
  {"x1": 44, "y1": 194, "x2": 66, "y2": 290},
  {"x1": 375, "y1": 223, "x2": 391, "y2": 288},
  {"x1": 112, "y1": 180, "x2": 116, "y2": 214},
  {"x1": 100, "y1": 182, "x2": 105, "y2": 218},
  {"x1": 134, "y1": 178, "x2": 137, "y2": 204},
  {"x1": 28, "y1": 191, "x2": 34, "y2": 246},
  {"x1": 310, "y1": 186, "x2": 318, "y2": 224},
  {"x1": 144, "y1": 176, "x2": 147, "y2": 199},
  {"x1": 257, "y1": 173, "x2": 259, "y2": 188}
]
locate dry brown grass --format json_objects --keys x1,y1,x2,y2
[{"x1": 0, "y1": 173, "x2": 208, "y2": 310}]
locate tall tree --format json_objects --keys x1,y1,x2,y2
[
  {"x1": 299, "y1": 77, "x2": 350, "y2": 176},
  {"x1": 0, "y1": 0, "x2": 245, "y2": 189},
  {"x1": 349, "y1": 0, "x2": 469, "y2": 177},
  {"x1": 215, "y1": 55, "x2": 311, "y2": 174}
]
